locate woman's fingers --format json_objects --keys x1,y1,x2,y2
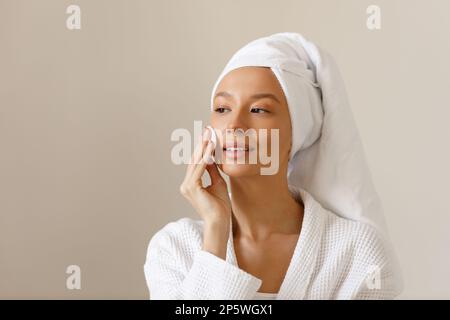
[
  {"x1": 182, "y1": 128, "x2": 214, "y2": 197},
  {"x1": 205, "y1": 161, "x2": 223, "y2": 186},
  {"x1": 191, "y1": 140, "x2": 215, "y2": 181},
  {"x1": 187, "y1": 130, "x2": 210, "y2": 175}
]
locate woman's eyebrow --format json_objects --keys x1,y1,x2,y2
[
  {"x1": 214, "y1": 91, "x2": 281, "y2": 103},
  {"x1": 249, "y1": 93, "x2": 281, "y2": 104}
]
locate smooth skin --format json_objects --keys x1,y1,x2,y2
[{"x1": 180, "y1": 66, "x2": 304, "y2": 293}]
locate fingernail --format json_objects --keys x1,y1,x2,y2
[{"x1": 203, "y1": 127, "x2": 211, "y2": 141}]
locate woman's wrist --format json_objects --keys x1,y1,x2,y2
[{"x1": 202, "y1": 218, "x2": 230, "y2": 260}]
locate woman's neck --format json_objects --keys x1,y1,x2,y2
[{"x1": 229, "y1": 176, "x2": 304, "y2": 242}]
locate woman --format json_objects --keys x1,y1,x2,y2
[{"x1": 143, "y1": 32, "x2": 403, "y2": 299}]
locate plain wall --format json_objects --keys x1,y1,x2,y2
[{"x1": 0, "y1": 0, "x2": 449, "y2": 299}]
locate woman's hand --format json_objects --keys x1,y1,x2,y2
[{"x1": 180, "y1": 127, "x2": 232, "y2": 225}]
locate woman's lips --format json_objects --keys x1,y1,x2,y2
[
  {"x1": 222, "y1": 146, "x2": 254, "y2": 159},
  {"x1": 223, "y1": 147, "x2": 249, "y2": 151}
]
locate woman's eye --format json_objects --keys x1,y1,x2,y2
[
  {"x1": 214, "y1": 107, "x2": 228, "y2": 113},
  {"x1": 251, "y1": 107, "x2": 269, "y2": 113},
  {"x1": 214, "y1": 105, "x2": 231, "y2": 113}
]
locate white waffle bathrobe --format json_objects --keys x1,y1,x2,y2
[{"x1": 143, "y1": 185, "x2": 402, "y2": 300}]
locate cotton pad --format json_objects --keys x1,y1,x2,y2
[
  {"x1": 206, "y1": 126, "x2": 217, "y2": 146},
  {"x1": 206, "y1": 125, "x2": 217, "y2": 163}
]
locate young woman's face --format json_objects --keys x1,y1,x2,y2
[{"x1": 211, "y1": 66, "x2": 292, "y2": 177}]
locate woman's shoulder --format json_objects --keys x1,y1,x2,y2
[
  {"x1": 145, "y1": 217, "x2": 204, "y2": 257},
  {"x1": 318, "y1": 206, "x2": 395, "y2": 267},
  {"x1": 314, "y1": 207, "x2": 403, "y2": 298},
  {"x1": 321, "y1": 207, "x2": 379, "y2": 238},
  {"x1": 153, "y1": 217, "x2": 204, "y2": 238}
]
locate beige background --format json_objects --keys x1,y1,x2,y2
[{"x1": 1, "y1": 0, "x2": 449, "y2": 299}]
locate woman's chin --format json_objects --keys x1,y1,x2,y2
[{"x1": 218, "y1": 162, "x2": 261, "y2": 177}]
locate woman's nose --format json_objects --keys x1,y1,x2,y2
[{"x1": 225, "y1": 109, "x2": 248, "y2": 133}]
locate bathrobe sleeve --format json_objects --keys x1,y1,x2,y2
[{"x1": 143, "y1": 220, "x2": 262, "y2": 300}]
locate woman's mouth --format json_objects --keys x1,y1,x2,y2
[
  {"x1": 224, "y1": 147, "x2": 249, "y2": 151},
  {"x1": 222, "y1": 145, "x2": 254, "y2": 160}
]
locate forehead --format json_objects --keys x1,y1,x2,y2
[{"x1": 215, "y1": 66, "x2": 286, "y2": 100}]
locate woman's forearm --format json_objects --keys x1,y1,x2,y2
[{"x1": 202, "y1": 218, "x2": 230, "y2": 260}]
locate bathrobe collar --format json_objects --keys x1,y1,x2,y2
[{"x1": 226, "y1": 185, "x2": 325, "y2": 299}]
